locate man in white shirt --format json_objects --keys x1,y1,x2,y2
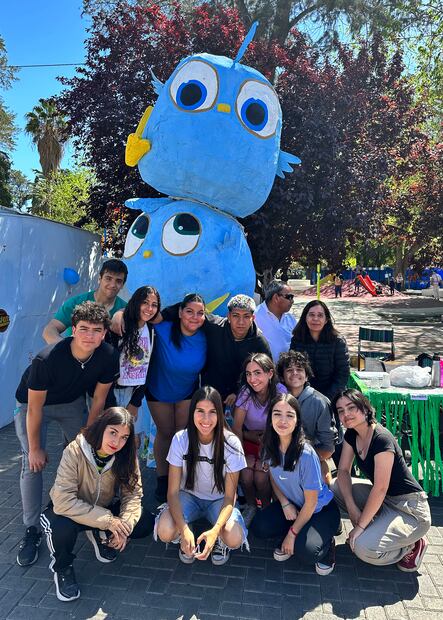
[
  {"x1": 254, "y1": 280, "x2": 297, "y2": 362},
  {"x1": 430, "y1": 271, "x2": 442, "y2": 300}
]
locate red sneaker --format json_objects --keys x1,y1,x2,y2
[{"x1": 397, "y1": 537, "x2": 428, "y2": 572}]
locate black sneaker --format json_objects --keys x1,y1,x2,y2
[
  {"x1": 17, "y1": 526, "x2": 42, "y2": 566},
  {"x1": 316, "y1": 538, "x2": 336, "y2": 576},
  {"x1": 86, "y1": 529, "x2": 117, "y2": 563},
  {"x1": 54, "y1": 565, "x2": 80, "y2": 602}
]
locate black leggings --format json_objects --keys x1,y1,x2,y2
[
  {"x1": 250, "y1": 499, "x2": 340, "y2": 564},
  {"x1": 40, "y1": 502, "x2": 155, "y2": 571}
]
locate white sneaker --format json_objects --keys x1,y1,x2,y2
[
  {"x1": 273, "y1": 547, "x2": 291, "y2": 562},
  {"x1": 211, "y1": 538, "x2": 230, "y2": 566},
  {"x1": 178, "y1": 546, "x2": 195, "y2": 564},
  {"x1": 242, "y1": 505, "x2": 257, "y2": 527}
]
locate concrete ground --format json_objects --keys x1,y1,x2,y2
[
  {"x1": 291, "y1": 293, "x2": 443, "y2": 365},
  {"x1": 1, "y1": 294, "x2": 443, "y2": 620}
]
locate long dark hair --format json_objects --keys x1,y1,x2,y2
[
  {"x1": 331, "y1": 388, "x2": 375, "y2": 426},
  {"x1": 170, "y1": 293, "x2": 205, "y2": 349},
  {"x1": 120, "y1": 286, "x2": 160, "y2": 358},
  {"x1": 238, "y1": 353, "x2": 279, "y2": 409},
  {"x1": 82, "y1": 407, "x2": 138, "y2": 492},
  {"x1": 292, "y1": 300, "x2": 339, "y2": 344},
  {"x1": 262, "y1": 393, "x2": 306, "y2": 471},
  {"x1": 184, "y1": 386, "x2": 229, "y2": 494}
]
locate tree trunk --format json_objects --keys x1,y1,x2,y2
[
  {"x1": 257, "y1": 267, "x2": 274, "y2": 291},
  {"x1": 270, "y1": 0, "x2": 292, "y2": 44},
  {"x1": 394, "y1": 239, "x2": 425, "y2": 288}
]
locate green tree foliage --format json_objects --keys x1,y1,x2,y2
[
  {"x1": 383, "y1": 139, "x2": 443, "y2": 274},
  {"x1": 31, "y1": 168, "x2": 98, "y2": 230},
  {"x1": 25, "y1": 98, "x2": 69, "y2": 178},
  {"x1": 0, "y1": 36, "x2": 17, "y2": 151},
  {"x1": 8, "y1": 169, "x2": 32, "y2": 210},
  {"x1": 405, "y1": 2, "x2": 443, "y2": 134},
  {"x1": 0, "y1": 151, "x2": 12, "y2": 207}
]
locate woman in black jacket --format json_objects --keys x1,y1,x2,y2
[{"x1": 290, "y1": 300, "x2": 349, "y2": 401}]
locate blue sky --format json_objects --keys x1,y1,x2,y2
[{"x1": 1, "y1": 1, "x2": 89, "y2": 179}]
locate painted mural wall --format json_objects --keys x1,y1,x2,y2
[{"x1": 0, "y1": 208, "x2": 102, "y2": 428}]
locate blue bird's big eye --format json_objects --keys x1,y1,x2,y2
[
  {"x1": 176, "y1": 80, "x2": 207, "y2": 110},
  {"x1": 236, "y1": 79, "x2": 280, "y2": 138},
  {"x1": 123, "y1": 214, "x2": 150, "y2": 259},
  {"x1": 131, "y1": 214, "x2": 149, "y2": 239},
  {"x1": 173, "y1": 213, "x2": 200, "y2": 235},
  {"x1": 162, "y1": 213, "x2": 201, "y2": 256},
  {"x1": 240, "y1": 98, "x2": 268, "y2": 131},
  {"x1": 170, "y1": 59, "x2": 219, "y2": 113}
]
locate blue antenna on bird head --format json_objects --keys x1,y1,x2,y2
[{"x1": 233, "y1": 21, "x2": 259, "y2": 64}]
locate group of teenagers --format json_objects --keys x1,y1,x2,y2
[{"x1": 13, "y1": 259, "x2": 431, "y2": 603}]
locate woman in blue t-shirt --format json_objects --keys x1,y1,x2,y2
[
  {"x1": 147, "y1": 293, "x2": 207, "y2": 502},
  {"x1": 250, "y1": 393, "x2": 340, "y2": 575}
]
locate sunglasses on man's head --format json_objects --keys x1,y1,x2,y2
[{"x1": 279, "y1": 293, "x2": 294, "y2": 301}]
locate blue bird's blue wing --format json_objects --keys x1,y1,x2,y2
[
  {"x1": 125, "y1": 197, "x2": 172, "y2": 213},
  {"x1": 276, "y1": 150, "x2": 301, "y2": 179},
  {"x1": 150, "y1": 70, "x2": 164, "y2": 96}
]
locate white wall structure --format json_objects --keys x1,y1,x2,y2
[{"x1": 0, "y1": 207, "x2": 102, "y2": 428}]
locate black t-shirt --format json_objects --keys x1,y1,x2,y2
[
  {"x1": 16, "y1": 338, "x2": 120, "y2": 405},
  {"x1": 345, "y1": 424, "x2": 422, "y2": 496}
]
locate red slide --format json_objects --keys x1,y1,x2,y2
[{"x1": 358, "y1": 275, "x2": 377, "y2": 296}]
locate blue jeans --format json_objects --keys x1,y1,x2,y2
[{"x1": 156, "y1": 490, "x2": 249, "y2": 549}]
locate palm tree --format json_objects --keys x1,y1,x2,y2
[{"x1": 25, "y1": 98, "x2": 69, "y2": 178}]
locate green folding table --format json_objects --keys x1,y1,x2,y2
[{"x1": 348, "y1": 372, "x2": 443, "y2": 496}]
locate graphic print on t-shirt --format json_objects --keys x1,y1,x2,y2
[{"x1": 119, "y1": 325, "x2": 152, "y2": 386}]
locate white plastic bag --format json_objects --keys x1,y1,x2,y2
[{"x1": 389, "y1": 365, "x2": 431, "y2": 388}]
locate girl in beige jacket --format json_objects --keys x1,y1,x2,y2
[{"x1": 40, "y1": 407, "x2": 154, "y2": 602}]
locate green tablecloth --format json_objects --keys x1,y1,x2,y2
[{"x1": 348, "y1": 372, "x2": 443, "y2": 496}]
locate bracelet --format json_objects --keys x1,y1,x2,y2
[
  {"x1": 281, "y1": 502, "x2": 291, "y2": 509},
  {"x1": 289, "y1": 526, "x2": 298, "y2": 537},
  {"x1": 356, "y1": 522, "x2": 366, "y2": 530}
]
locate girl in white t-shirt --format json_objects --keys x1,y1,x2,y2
[
  {"x1": 111, "y1": 286, "x2": 160, "y2": 430},
  {"x1": 155, "y1": 386, "x2": 248, "y2": 566}
]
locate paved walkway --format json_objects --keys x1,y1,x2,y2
[{"x1": 1, "y1": 423, "x2": 443, "y2": 620}]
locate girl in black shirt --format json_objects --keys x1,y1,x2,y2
[{"x1": 331, "y1": 389, "x2": 431, "y2": 572}]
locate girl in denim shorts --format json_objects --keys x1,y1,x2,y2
[{"x1": 155, "y1": 386, "x2": 248, "y2": 565}]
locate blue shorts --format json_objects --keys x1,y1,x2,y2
[{"x1": 155, "y1": 490, "x2": 249, "y2": 550}]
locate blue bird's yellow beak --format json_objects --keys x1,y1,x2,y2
[
  {"x1": 217, "y1": 103, "x2": 231, "y2": 114},
  {"x1": 125, "y1": 105, "x2": 153, "y2": 167}
]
